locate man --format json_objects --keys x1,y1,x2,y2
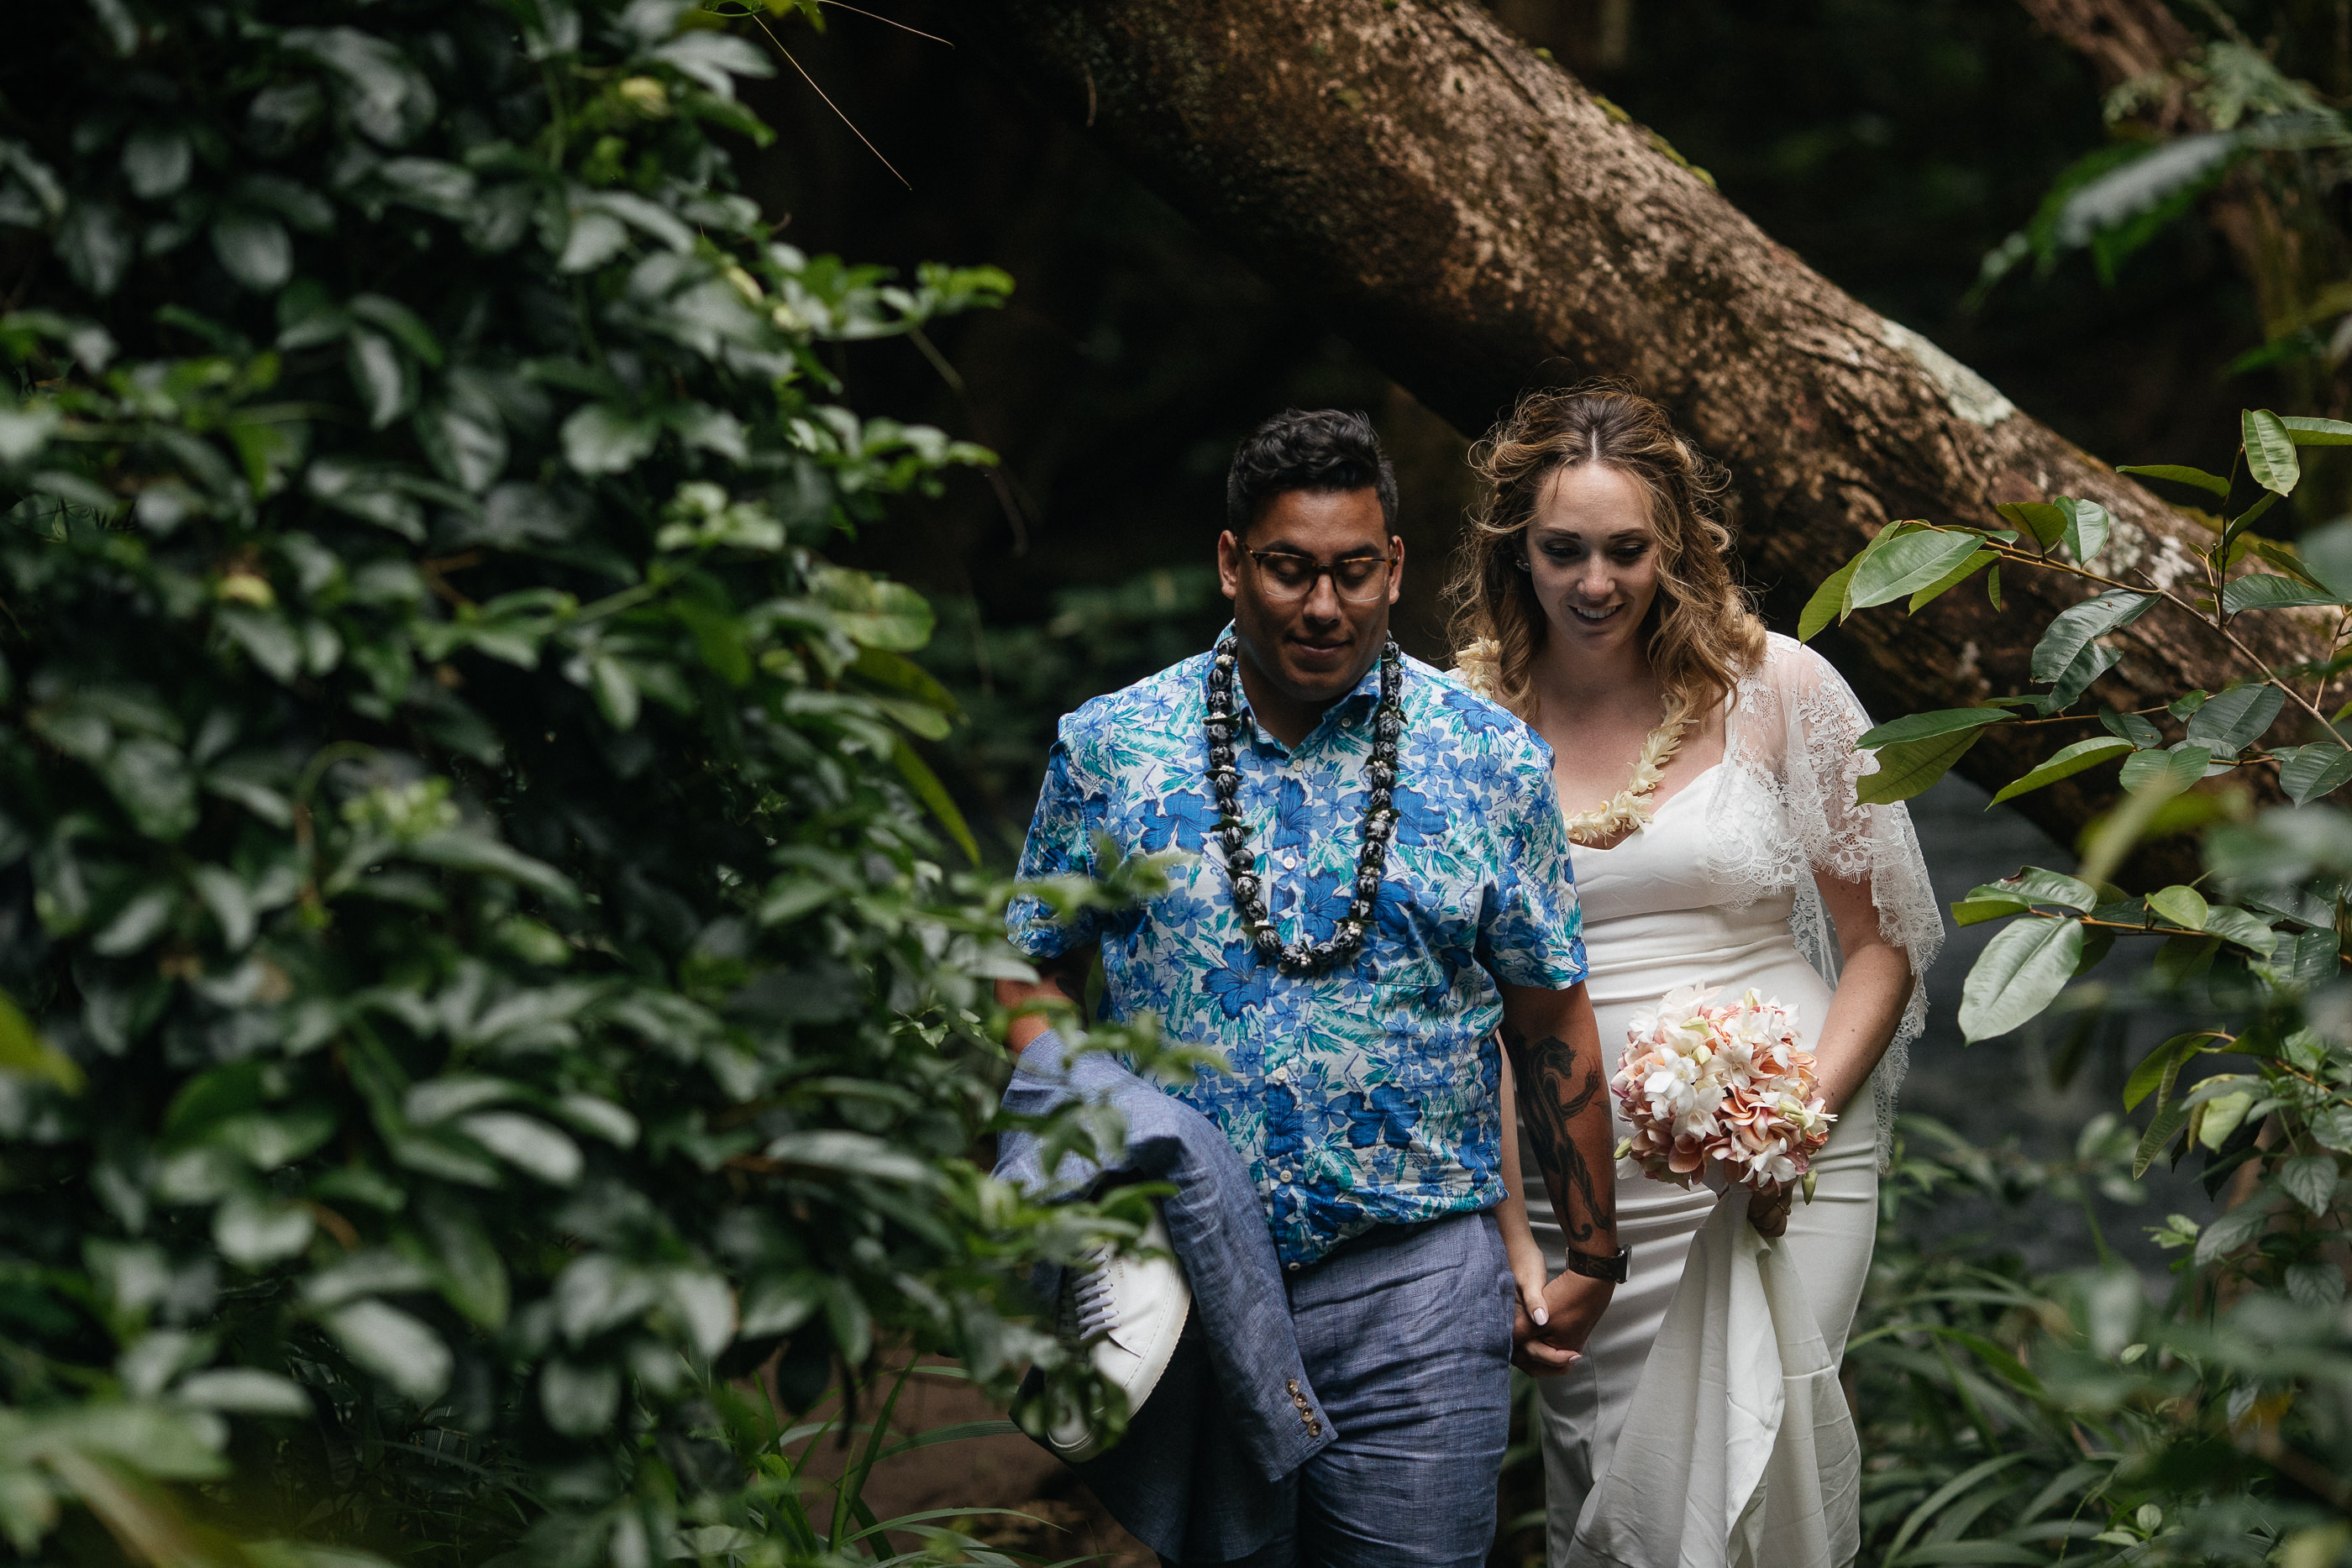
[{"x1": 999, "y1": 408, "x2": 1620, "y2": 1566}]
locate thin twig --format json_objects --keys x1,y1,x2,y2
[
  {"x1": 747, "y1": 12, "x2": 911, "y2": 189},
  {"x1": 813, "y1": 0, "x2": 953, "y2": 46}
]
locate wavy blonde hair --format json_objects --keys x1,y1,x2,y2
[{"x1": 1446, "y1": 383, "x2": 1764, "y2": 721}]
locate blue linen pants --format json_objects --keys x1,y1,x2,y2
[{"x1": 1164, "y1": 1209, "x2": 1516, "y2": 1568}]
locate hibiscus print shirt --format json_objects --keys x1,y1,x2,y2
[{"x1": 1006, "y1": 639, "x2": 1587, "y2": 1267}]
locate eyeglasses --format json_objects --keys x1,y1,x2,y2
[{"x1": 1246, "y1": 545, "x2": 1398, "y2": 605}]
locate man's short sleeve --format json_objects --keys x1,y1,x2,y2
[
  {"x1": 1005, "y1": 732, "x2": 1105, "y2": 959},
  {"x1": 1478, "y1": 744, "x2": 1587, "y2": 989}
]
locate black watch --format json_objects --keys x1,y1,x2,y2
[{"x1": 1565, "y1": 1245, "x2": 1630, "y2": 1284}]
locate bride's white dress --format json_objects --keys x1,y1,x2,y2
[{"x1": 1510, "y1": 635, "x2": 1943, "y2": 1568}]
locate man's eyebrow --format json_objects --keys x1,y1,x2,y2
[{"x1": 1255, "y1": 543, "x2": 1386, "y2": 559}]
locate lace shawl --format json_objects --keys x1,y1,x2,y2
[{"x1": 1698, "y1": 633, "x2": 1944, "y2": 1167}]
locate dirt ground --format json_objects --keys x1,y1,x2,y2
[{"x1": 787, "y1": 1358, "x2": 1154, "y2": 1566}]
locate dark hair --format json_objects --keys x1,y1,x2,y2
[{"x1": 1224, "y1": 408, "x2": 1399, "y2": 536}]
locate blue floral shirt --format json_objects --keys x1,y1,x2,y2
[{"x1": 1006, "y1": 639, "x2": 1587, "y2": 1266}]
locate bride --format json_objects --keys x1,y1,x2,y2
[{"x1": 1449, "y1": 386, "x2": 1942, "y2": 1568}]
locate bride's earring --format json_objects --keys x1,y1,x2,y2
[{"x1": 1515, "y1": 557, "x2": 1531, "y2": 573}]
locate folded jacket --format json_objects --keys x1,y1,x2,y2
[{"x1": 995, "y1": 1029, "x2": 1336, "y2": 1562}]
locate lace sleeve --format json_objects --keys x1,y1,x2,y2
[{"x1": 1714, "y1": 634, "x2": 1946, "y2": 1168}]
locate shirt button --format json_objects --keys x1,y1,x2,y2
[
  {"x1": 1269, "y1": 1067, "x2": 1290, "y2": 1084},
  {"x1": 1286, "y1": 1262, "x2": 1301, "y2": 1272},
  {"x1": 1280, "y1": 852, "x2": 1297, "y2": 868}
]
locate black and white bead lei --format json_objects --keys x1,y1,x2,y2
[{"x1": 1205, "y1": 632, "x2": 1404, "y2": 976}]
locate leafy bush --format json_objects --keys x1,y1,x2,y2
[
  {"x1": 1810, "y1": 412, "x2": 2352, "y2": 1565},
  {"x1": 0, "y1": 3, "x2": 1117, "y2": 1562}
]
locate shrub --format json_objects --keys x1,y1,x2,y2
[
  {"x1": 0, "y1": 3, "x2": 1107, "y2": 1562},
  {"x1": 1811, "y1": 414, "x2": 2352, "y2": 1565}
]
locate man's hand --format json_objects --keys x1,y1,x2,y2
[
  {"x1": 1538, "y1": 1272, "x2": 1613, "y2": 1354},
  {"x1": 995, "y1": 946, "x2": 1098, "y2": 1057}
]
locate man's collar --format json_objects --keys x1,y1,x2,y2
[{"x1": 1215, "y1": 625, "x2": 1389, "y2": 742}]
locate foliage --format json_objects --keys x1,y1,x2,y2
[
  {"x1": 1967, "y1": 4, "x2": 2352, "y2": 428},
  {"x1": 1809, "y1": 412, "x2": 2352, "y2": 1562},
  {"x1": 918, "y1": 567, "x2": 1226, "y2": 864},
  {"x1": 0, "y1": 2, "x2": 1137, "y2": 1563},
  {"x1": 1852, "y1": 1113, "x2": 2352, "y2": 1568}
]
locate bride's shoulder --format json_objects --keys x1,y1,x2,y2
[{"x1": 1737, "y1": 632, "x2": 1840, "y2": 695}]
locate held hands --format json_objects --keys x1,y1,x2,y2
[
  {"x1": 1509, "y1": 1254, "x2": 1613, "y2": 1377},
  {"x1": 1748, "y1": 1182, "x2": 1793, "y2": 1239}
]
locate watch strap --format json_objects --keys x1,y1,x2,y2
[{"x1": 1565, "y1": 1245, "x2": 1630, "y2": 1283}]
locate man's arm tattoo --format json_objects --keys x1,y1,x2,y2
[{"x1": 1503, "y1": 1025, "x2": 1609, "y2": 1247}]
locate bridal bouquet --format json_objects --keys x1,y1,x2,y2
[{"x1": 1612, "y1": 984, "x2": 1835, "y2": 1197}]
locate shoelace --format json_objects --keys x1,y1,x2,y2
[{"x1": 1067, "y1": 1249, "x2": 1117, "y2": 1344}]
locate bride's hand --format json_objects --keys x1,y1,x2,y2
[
  {"x1": 1749, "y1": 1183, "x2": 1793, "y2": 1238},
  {"x1": 1507, "y1": 1236, "x2": 1581, "y2": 1377}
]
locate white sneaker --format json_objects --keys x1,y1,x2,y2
[{"x1": 1047, "y1": 1205, "x2": 1192, "y2": 1462}]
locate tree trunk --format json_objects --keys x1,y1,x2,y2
[{"x1": 960, "y1": 0, "x2": 2325, "y2": 847}]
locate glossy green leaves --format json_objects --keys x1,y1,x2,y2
[
  {"x1": 1987, "y1": 735, "x2": 2134, "y2": 805},
  {"x1": 1960, "y1": 915, "x2": 2084, "y2": 1041}
]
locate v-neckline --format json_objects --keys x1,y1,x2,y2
[{"x1": 1570, "y1": 762, "x2": 1724, "y2": 854}]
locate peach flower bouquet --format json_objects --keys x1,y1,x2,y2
[{"x1": 1611, "y1": 983, "x2": 1835, "y2": 1199}]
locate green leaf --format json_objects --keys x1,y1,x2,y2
[
  {"x1": 324, "y1": 1300, "x2": 451, "y2": 1403},
  {"x1": 2223, "y1": 571, "x2": 2342, "y2": 612},
  {"x1": 1904, "y1": 548, "x2": 1998, "y2": 613},
  {"x1": 1857, "y1": 726, "x2": 1992, "y2": 805},
  {"x1": 348, "y1": 294, "x2": 443, "y2": 367},
  {"x1": 540, "y1": 1359, "x2": 621, "y2": 1436},
  {"x1": 2202, "y1": 905, "x2": 2277, "y2": 958},
  {"x1": 2029, "y1": 591, "x2": 2155, "y2": 685},
  {"x1": 1856, "y1": 708, "x2": 2014, "y2": 748},
  {"x1": 2302, "y1": 517, "x2": 2352, "y2": 601},
  {"x1": 174, "y1": 1367, "x2": 310, "y2": 1417},
  {"x1": 211, "y1": 212, "x2": 293, "y2": 291},
  {"x1": 561, "y1": 402, "x2": 659, "y2": 475},
  {"x1": 2194, "y1": 1090, "x2": 2256, "y2": 1155},
  {"x1": 1986, "y1": 736, "x2": 2133, "y2": 805},
  {"x1": 1798, "y1": 555, "x2": 1861, "y2": 642},
  {"x1": 2098, "y1": 708, "x2": 2161, "y2": 748},
  {"x1": 1950, "y1": 897, "x2": 2029, "y2": 926},
  {"x1": 215, "y1": 1189, "x2": 315, "y2": 1266},
  {"x1": 1959, "y1": 916, "x2": 2082, "y2": 1041},
  {"x1": 2124, "y1": 1032, "x2": 2208, "y2": 1111},
  {"x1": 123, "y1": 128, "x2": 192, "y2": 200},
  {"x1": 1848, "y1": 531, "x2": 1986, "y2": 611},
  {"x1": 890, "y1": 739, "x2": 977, "y2": 866},
  {"x1": 2282, "y1": 414, "x2": 2352, "y2": 445},
  {"x1": 454, "y1": 1111, "x2": 582, "y2": 1185},
  {"x1": 2183, "y1": 684, "x2": 2283, "y2": 756},
  {"x1": 2118, "y1": 745, "x2": 2211, "y2": 795},
  {"x1": 2280, "y1": 1153, "x2": 2339, "y2": 1215},
  {"x1": 2145, "y1": 885, "x2": 2208, "y2": 931},
  {"x1": 2118, "y1": 462, "x2": 2231, "y2": 496},
  {"x1": 1971, "y1": 868, "x2": 2097, "y2": 911},
  {"x1": 345, "y1": 330, "x2": 410, "y2": 430},
  {"x1": 1994, "y1": 501, "x2": 2069, "y2": 549},
  {"x1": 2057, "y1": 496, "x2": 2110, "y2": 563},
  {"x1": 2244, "y1": 408, "x2": 2302, "y2": 495},
  {"x1": 2276, "y1": 742, "x2": 2352, "y2": 805},
  {"x1": 57, "y1": 200, "x2": 132, "y2": 296},
  {"x1": 416, "y1": 1199, "x2": 510, "y2": 1328},
  {"x1": 2134, "y1": 1098, "x2": 2189, "y2": 1177},
  {"x1": 0, "y1": 987, "x2": 82, "y2": 1093}
]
